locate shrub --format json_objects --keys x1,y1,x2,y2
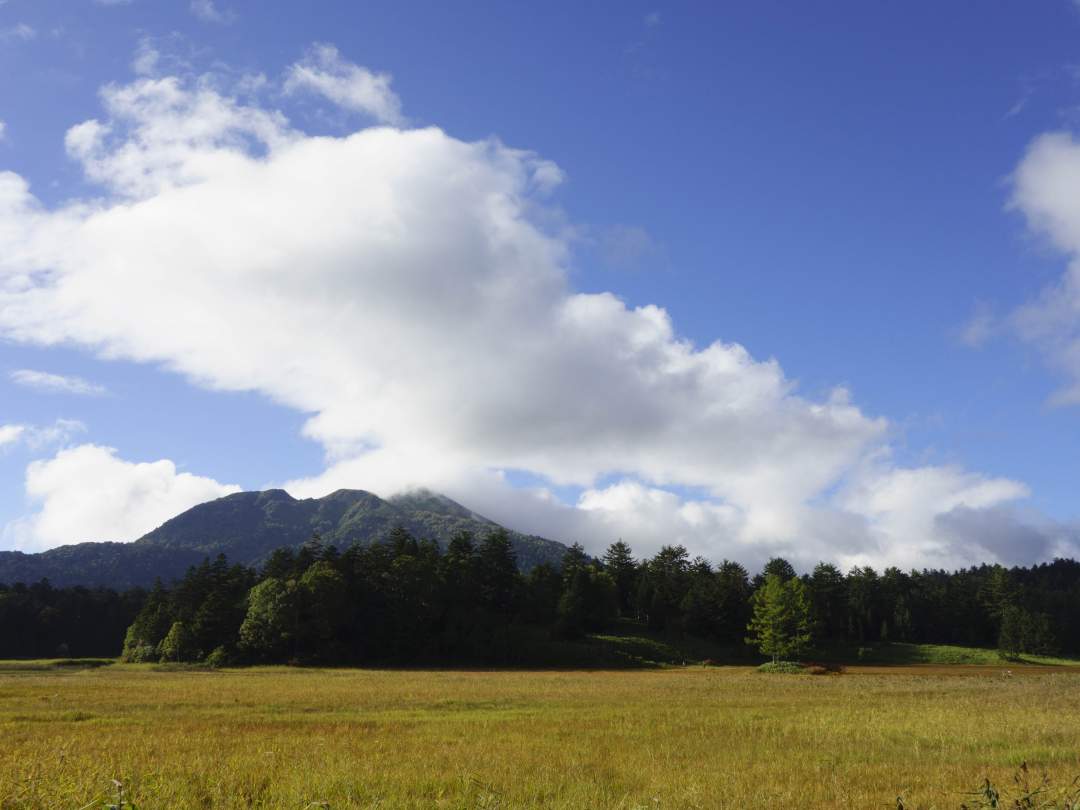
[
  {"x1": 958, "y1": 763, "x2": 1080, "y2": 809},
  {"x1": 757, "y1": 661, "x2": 805, "y2": 674},
  {"x1": 122, "y1": 644, "x2": 159, "y2": 664},
  {"x1": 205, "y1": 646, "x2": 232, "y2": 669}
]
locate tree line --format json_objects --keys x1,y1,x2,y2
[
  {"x1": 1, "y1": 526, "x2": 1079, "y2": 663},
  {"x1": 0, "y1": 580, "x2": 144, "y2": 659}
]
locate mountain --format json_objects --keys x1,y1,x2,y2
[{"x1": 0, "y1": 488, "x2": 569, "y2": 589}]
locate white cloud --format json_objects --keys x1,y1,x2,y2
[
  {"x1": 0, "y1": 48, "x2": 1049, "y2": 568},
  {"x1": 935, "y1": 504, "x2": 1080, "y2": 568},
  {"x1": 0, "y1": 425, "x2": 25, "y2": 448},
  {"x1": 61, "y1": 76, "x2": 292, "y2": 199},
  {"x1": 1007, "y1": 131, "x2": 1080, "y2": 406},
  {"x1": 190, "y1": 0, "x2": 234, "y2": 24},
  {"x1": 834, "y1": 458, "x2": 1033, "y2": 569},
  {"x1": 284, "y1": 43, "x2": 404, "y2": 126},
  {"x1": 2, "y1": 445, "x2": 239, "y2": 551},
  {"x1": 0, "y1": 121, "x2": 6, "y2": 143},
  {"x1": 11, "y1": 369, "x2": 107, "y2": 396}
]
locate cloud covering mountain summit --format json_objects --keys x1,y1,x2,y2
[{"x1": 0, "y1": 46, "x2": 1064, "y2": 570}]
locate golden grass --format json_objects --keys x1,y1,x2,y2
[{"x1": 1, "y1": 663, "x2": 1079, "y2": 808}]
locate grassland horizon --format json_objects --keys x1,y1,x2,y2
[{"x1": 3, "y1": 656, "x2": 1080, "y2": 809}]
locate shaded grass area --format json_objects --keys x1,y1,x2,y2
[
  {"x1": 527, "y1": 620, "x2": 1080, "y2": 670},
  {"x1": 2, "y1": 663, "x2": 1080, "y2": 808},
  {"x1": 519, "y1": 620, "x2": 753, "y2": 668},
  {"x1": 3, "y1": 617, "x2": 1078, "y2": 673},
  {"x1": 0, "y1": 658, "x2": 114, "y2": 673},
  {"x1": 810, "y1": 641, "x2": 1080, "y2": 667}
]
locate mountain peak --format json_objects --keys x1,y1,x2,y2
[
  {"x1": 0, "y1": 487, "x2": 569, "y2": 588},
  {"x1": 389, "y1": 488, "x2": 487, "y2": 522},
  {"x1": 257, "y1": 488, "x2": 295, "y2": 502},
  {"x1": 320, "y1": 488, "x2": 382, "y2": 502}
]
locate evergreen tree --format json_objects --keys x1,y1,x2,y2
[
  {"x1": 560, "y1": 543, "x2": 589, "y2": 583},
  {"x1": 521, "y1": 563, "x2": 561, "y2": 625},
  {"x1": 602, "y1": 541, "x2": 638, "y2": 616},
  {"x1": 158, "y1": 620, "x2": 193, "y2": 663},
  {"x1": 714, "y1": 560, "x2": 752, "y2": 643},
  {"x1": 880, "y1": 567, "x2": 913, "y2": 642},
  {"x1": 746, "y1": 574, "x2": 812, "y2": 664},
  {"x1": 680, "y1": 558, "x2": 718, "y2": 637},
  {"x1": 387, "y1": 525, "x2": 420, "y2": 558},
  {"x1": 298, "y1": 561, "x2": 348, "y2": 658},
  {"x1": 643, "y1": 545, "x2": 690, "y2": 633},
  {"x1": 477, "y1": 528, "x2": 520, "y2": 614},
  {"x1": 808, "y1": 563, "x2": 846, "y2": 641},
  {"x1": 845, "y1": 566, "x2": 880, "y2": 642},
  {"x1": 753, "y1": 557, "x2": 796, "y2": 588},
  {"x1": 121, "y1": 579, "x2": 172, "y2": 662},
  {"x1": 557, "y1": 564, "x2": 618, "y2": 638},
  {"x1": 998, "y1": 604, "x2": 1025, "y2": 659}
]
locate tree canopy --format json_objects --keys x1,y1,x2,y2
[{"x1": 3, "y1": 531, "x2": 1079, "y2": 665}]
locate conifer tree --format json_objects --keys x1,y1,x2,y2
[
  {"x1": 603, "y1": 540, "x2": 638, "y2": 616},
  {"x1": 746, "y1": 573, "x2": 812, "y2": 664}
]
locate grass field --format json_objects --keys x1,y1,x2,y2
[{"x1": 2, "y1": 658, "x2": 1080, "y2": 809}]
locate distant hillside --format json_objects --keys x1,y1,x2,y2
[{"x1": 0, "y1": 488, "x2": 569, "y2": 588}]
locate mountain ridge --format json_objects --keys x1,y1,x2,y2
[{"x1": 0, "y1": 488, "x2": 569, "y2": 588}]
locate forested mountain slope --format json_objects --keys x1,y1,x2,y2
[{"x1": 0, "y1": 488, "x2": 568, "y2": 588}]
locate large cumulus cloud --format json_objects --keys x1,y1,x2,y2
[
  {"x1": 0, "y1": 48, "x2": 1060, "y2": 569},
  {"x1": 1, "y1": 444, "x2": 239, "y2": 551}
]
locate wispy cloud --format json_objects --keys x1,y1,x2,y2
[
  {"x1": 0, "y1": 120, "x2": 6, "y2": 143},
  {"x1": 190, "y1": 0, "x2": 235, "y2": 24},
  {"x1": 11, "y1": 369, "x2": 108, "y2": 397},
  {"x1": 284, "y1": 43, "x2": 405, "y2": 125},
  {"x1": 645, "y1": 11, "x2": 661, "y2": 27},
  {"x1": 132, "y1": 37, "x2": 159, "y2": 76},
  {"x1": 0, "y1": 420, "x2": 86, "y2": 452},
  {"x1": 0, "y1": 23, "x2": 36, "y2": 43},
  {"x1": 958, "y1": 301, "x2": 996, "y2": 348},
  {"x1": 594, "y1": 224, "x2": 665, "y2": 272}
]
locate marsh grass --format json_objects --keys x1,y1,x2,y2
[
  {"x1": 1, "y1": 663, "x2": 1080, "y2": 808},
  {"x1": 954, "y1": 763, "x2": 1080, "y2": 809}
]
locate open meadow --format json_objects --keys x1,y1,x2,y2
[{"x1": 2, "y1": 661, "x2": 1080, "y2": 809}]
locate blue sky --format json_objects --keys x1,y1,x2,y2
[{"x1": 2, "y1": 0, "x2": 1080, "y2": 570}]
